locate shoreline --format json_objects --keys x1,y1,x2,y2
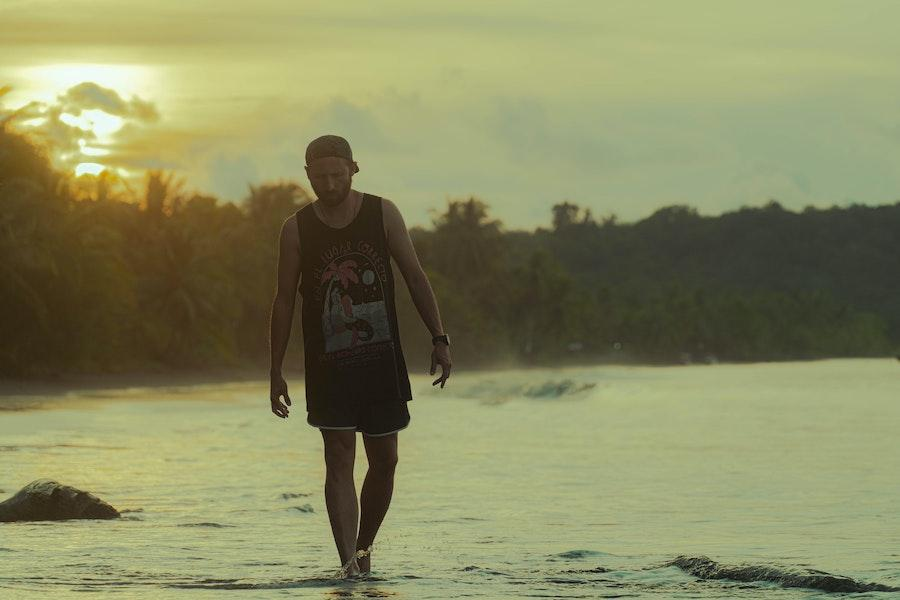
[
  {"x1": 0, "y1": 367, "x2": 297, "y2": 399},
  {"x1": 1, "y1": 355, "x2": 894, "y2": 401}
]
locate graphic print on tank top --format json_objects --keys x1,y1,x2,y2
[
  {"x1": 296, "y1": 193, "x2": 412, "y2": 405},
  {"x1": 312, "y1": 239, "x2": 394, "y2": 367}
]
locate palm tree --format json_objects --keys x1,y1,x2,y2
[
  {"x1": 321, "y1": 259, "x2": 359, "y2": 317},
  {"x1": 428, "y1": 196, "x2": 506, "y2": 283}
]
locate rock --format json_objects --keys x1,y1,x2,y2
[{"x1": 0, "y1": 479, "x2": 120, "y2": 522}]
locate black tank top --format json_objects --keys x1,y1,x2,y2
[{"x1": 295, "y1": 192, "x2": 413, "y2": 410}]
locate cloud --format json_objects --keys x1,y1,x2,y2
[
  {"x1": 488, "y1": 95, "x2": 624, "y2": 170},
  {"x1": 303, "y1": 97, "x2": 395, "y2": 153},
  {"x1": 58, "y1": 82, "x2": 159, "y2": 122},
  {"x1": 708, "y1": 162, "x2": 816, "y2": 212},
  {"x1": 4, "y1": 0, "x2": 899, "y2": 228},
  {"x1": 205, "y1": 153, "x2": 259, "y2": 201},
  {"x1": 0, "y1": 3, "x2": 595, "y2": 47},
  {"x1": 1, "y1": 81, "x2": 162, "y2": 172}
]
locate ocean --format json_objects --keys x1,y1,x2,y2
[{"x1": 1, "y1": 359, "x2": 898, "y2": 598}]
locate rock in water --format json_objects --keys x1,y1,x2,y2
[{"x1": 0, "y1": 479, "x2": 120, "y2": 522}]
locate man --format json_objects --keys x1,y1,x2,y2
[{"x1": 268, "y1": 134, "x2": 452, "y2": 578}]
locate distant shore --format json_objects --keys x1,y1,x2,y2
[
  {"x1": 0, "y1": 355, "x2": 631, "y2": 400},
  {"x1": 0, "y1": 356, "x2": 595, "y2": 399},
  {"x1": 0, "y1": 367, "x2": 293, "y2": 399},
  {"x1": 2, "y1": 355, "x2": 895, "y2": 404}
]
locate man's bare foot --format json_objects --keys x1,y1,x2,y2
[
  {"x1": 355, "y1": 545, "x2": 372, "y2": 573},
  {"x1": 338, "y1": 555, "x2": 360, "y2": 579}
]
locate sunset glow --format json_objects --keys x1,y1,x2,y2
[
  {"x1": 60, "y1": 110, "x2": 124, "y2": 138},
  {"x1": 18, "y1": 63, "x2": 152, "y2": 102},
  {"x1": 78, "y1": 138, "x2": 110, "y2": 157},
  {"x1": 1, "y1": 5, "x2": 898, "y2": 594},
  {"x1": 1, "y1": 1, "x2": 899, "y2": 228},
  {"x1": 74, "y1": 162, "x2": 107, "y2": 177}
]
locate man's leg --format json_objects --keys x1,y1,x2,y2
[
  {"x1": 320, "y1": 429, "x2": 359, "y2": 574},
  {"x1": 356, "y1": 431, "x2": 399, "y2": 573}
]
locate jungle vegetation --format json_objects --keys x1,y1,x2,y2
[{"x1": 2, "y1": 127, "x2": 897, "y2": 377}]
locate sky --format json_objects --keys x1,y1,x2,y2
[{"x1": 2, "y1": 0, "x2": 899, "y2": 230}]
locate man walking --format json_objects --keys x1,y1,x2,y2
[{"x1": 268, "y1": 134, "x2": 452, "y2": 577}]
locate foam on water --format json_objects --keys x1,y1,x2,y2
[{"x1": 663, "y1": 555, "x2": 900, "y2": 593}]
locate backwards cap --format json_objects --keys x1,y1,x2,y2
[{"x1": 305, "y1": 134, "x2": 354, "y2": 165}]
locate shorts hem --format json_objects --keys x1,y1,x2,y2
[
  {"x1": 361, "y1": 418, "x2": 410, "y2": 437},
  {"x1": 306, "y1": 418, "x2": 357, "y2": 430},
  {"x1": 306, "y1": 416, "x2": 410, "y2": 437}
]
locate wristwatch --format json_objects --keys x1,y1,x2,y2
[{"x1": 432, "y1": 334, "x2": 450, "y2": 347}]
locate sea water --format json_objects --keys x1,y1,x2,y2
[{"x1": 0, "y1": 359, "x2": 898, "y2": 598}]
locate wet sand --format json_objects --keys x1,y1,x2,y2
[{"x1": 0, "y1": 367, "x2": 293, "y2": 410}]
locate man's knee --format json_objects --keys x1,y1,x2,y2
[
  {"x1": 370, "y1": 453, "x2": 398, "y2": 474},
  {"x1": 322, "y1": 430, "x2": 355, "y2": 474},
  {"x1": 365, "y1": 436, "x2": 398, "y2": 473}
]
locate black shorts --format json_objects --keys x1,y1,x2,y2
[{"x1": 307, "y1": 399, "x2": 410, "y2": 437}]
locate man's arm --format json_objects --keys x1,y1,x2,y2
[
  {"x1": 382, "y1": 198, "x2": 443, "y2": 336},
  {"x1": 269, "y1": 215, "x2": 301, "y2": 416},
  {"x1": 382, "y1": 198, "x2": 451, "y2": 387}
]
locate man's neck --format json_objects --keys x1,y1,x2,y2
[{"x1": 314, "y1": 189, "x2": 361, "y2": 223}]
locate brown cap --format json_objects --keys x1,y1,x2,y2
[{"x1": 305, "y1": 134, "x2": 353, "y2": 165}]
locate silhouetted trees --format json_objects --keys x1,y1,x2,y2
[{"x1": 1, "y1": 127, "x2": 897, "y2": 376}]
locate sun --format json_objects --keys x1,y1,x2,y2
[
  {"x1": 17, "y1": 63, "x2": 153, "y2": 104},
  {"x1": 74, "y1": 163, "x2": 107, "y2": 177},
  {"x1": 62, "y1": 109, "x2": 123, "y2": 178},
  {"x1": 60, "y1": 109, "x2": 125, "y2": 139},
  {"x1": 9, "y1": 63, "x2": 156, "y2": 179}
]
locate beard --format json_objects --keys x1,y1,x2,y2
[{"x1": 316, "y1": 186, "x2": 351, "y2": 206}]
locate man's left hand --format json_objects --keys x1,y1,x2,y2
[{"x1": 430, "y1": 344, "x2": 452, "y2": 388}]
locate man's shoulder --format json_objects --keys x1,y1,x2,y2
[
  {"x1": 290, "y1": 202, "x2": 314, "y2": 228},
  {"x1": 377, "y1": 195, "x2": 402, "y2": 217},
  {"x1": 371, "y1": 195, "x2": 402, "y2": 242},
  {"x1": 283, "y1": 209, "x2": 302, "y2": 228},
  {"x1": 280, "y1": 211, "x2": 301, "y2": 246}
]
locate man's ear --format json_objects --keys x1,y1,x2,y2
[{"x1": 352, "y1": 161, "x2": 360, "y2": 174}]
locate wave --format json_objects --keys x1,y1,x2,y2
[
  {"x1": 0, "y1": 443, "x2": 128, "y2": 451},
  {"x1": 460, "y1": 565, "x2": 510, "y2": 576},
  {"x1": 523, "y1": 380, "x2": 596, "y2": 399},
  {"x1": 280, "y1": 492, "x2": 312, "y2": 500},
  {"x1": 664, "y1": 554, "x2": 900, "y2": 593},
  {"x1": 458, "y1": 378, "x2": 597, "y2": 405},
  {"x1": 551, "y1": 549, "x2": 611, "y2": 560}
]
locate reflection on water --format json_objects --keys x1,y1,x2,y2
[{"x1": 0, "y1": 359, "x2": 898, "y2": 597}]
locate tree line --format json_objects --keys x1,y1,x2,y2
[{"x1": 1, "y1": 127, "x2": 897, "y2": 377}]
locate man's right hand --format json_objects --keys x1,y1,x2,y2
[{"x1": 270, "y1": 373, "x2": 291, "y2": 418}]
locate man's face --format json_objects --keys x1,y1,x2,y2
[{"x1": 305, "y1": 157, "x2": 355, "y2": 206}]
